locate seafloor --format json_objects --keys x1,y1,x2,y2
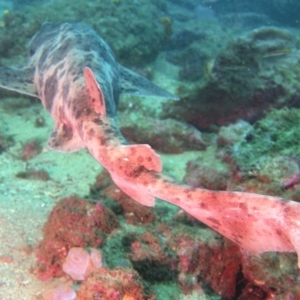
[{"x1": 1, "y1": 0, "x2": 300, "y2": 299}]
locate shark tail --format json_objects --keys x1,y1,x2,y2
[
  {"x1": 152, "y1": 179, "x2": 300, "y2": 267},
  {"x1": 109, "y1": 165, "x2": 300, "y2": 267}
]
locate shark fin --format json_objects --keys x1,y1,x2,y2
[
  {"x1": 84, "y1": 67, "x2": 106, "y2": 116},
  {"x1": 112, "y1": 174, "x2": 156, "y2": 207},
  {"x1": 118, "y1": 144, "x2": 162, "y2": 172},
  {"x1": 47, "y1": 123, "x2": 84, "y2": 152},
  {"x1": 0, "y1": 66, "x2": 37, "y2": 97},
  {"x1": 120, "y1": 65, "x2": 179, "y2": 100}
]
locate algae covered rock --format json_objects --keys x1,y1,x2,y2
[
  {"x1": 163, "y1": 26, "x2": 300, "y2": 129},
  {"x1": 35, "y1": 197, "x2": 119, "y2": 280},
  {"x1": 231, "y1": 108, "x2": 300, "y2": 172},
  {"x1": 165, "y1": 8, "x2": 225, "y2": 83},
  {"x1": 227, "y1": 108, "x2": 300, "y2": 200},
  {"x1": 76, "y1": 267, "x2": 147, "y2": 300},
  {"x1": 119, "y1": 115, "x2": 207, "y2": 154},
  {"x1": 0, "y1": 0, "x2": 167, "y2": 66}
]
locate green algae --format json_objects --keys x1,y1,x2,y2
[
  {"x1": 232, "y1": 108, "x2": 300, "y2": 171},
  {"x1": 162, "y1": 25, "x2": 300, "y2": 129},
  {"x1": 0, "y1": 0, "x2": 166, "y2": 66}
]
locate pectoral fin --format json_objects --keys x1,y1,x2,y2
[
  {"x1": 120, "y1": 65, "x2": 179, "y2": 100},
  {"x1": 0, "y1": 66, "x2": 37, "y2": 97}
]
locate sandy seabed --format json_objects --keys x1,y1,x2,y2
[
  {"x1": 0, "y1": 95, "x2": 102, "y2": 299},
  {"x1": 0, "y1": 92, "x2": 197, "y2": 299}
]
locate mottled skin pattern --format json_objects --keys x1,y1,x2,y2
[
  {"x1": 29, "y1": 22, "x2": 122, "y2": 152},
  {"x1": 0, "y1": 22, "x2": 300, "y2": 266},
  {"x1": 107, "y1": 156, "x2": 300, "y2": 267},
  {"x1": 31, "y1": 23, "x2": 119, "y2": 115}
]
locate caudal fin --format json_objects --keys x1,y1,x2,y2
[{"x1": 0, "y1": 66, "x2": 37, "y2": 97}]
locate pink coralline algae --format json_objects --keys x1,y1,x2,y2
[
  {"x1": 76, "y1": 267, "x2": 148, "y2": 300},
  {"x1": 241, "y1": 251, "x2": 300, "y2": 298},
  {"x1": 35, "y1": 197, "x2": 118, "y2": 280},
  {"x1": 62, "y1": 247, "x2": 102, "y2": 281},
  {"x1": 43, "y1": 286, "x2": 76, "y2": 300}
]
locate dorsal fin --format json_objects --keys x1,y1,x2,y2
[
  {"x1": 84, "y1": 67, "x2": 106, "y2": 116},
  {"x1": 120, "y1": 65, "x2": 179, "y2": 100}
]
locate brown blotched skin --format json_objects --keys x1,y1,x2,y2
[{"x1": 0, "y1": 22, "x2": 300, "y2": 267}]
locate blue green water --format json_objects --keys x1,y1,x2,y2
[{"x1": 0, "y1": 0, "x2": 300, "y2": 299}]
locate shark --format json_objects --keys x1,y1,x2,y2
[{"x1": 1, "y1": 22, "x2": 300, "y2": 266}]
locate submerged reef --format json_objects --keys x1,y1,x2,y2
[
  {"x1": 35, "y1": 197, "x2": 119, "y2": 280},
  {"x1": 37, "y1": 167, "x2": 300, "y2": 299},
  {"x1": 163, "y1": 26, "x2": 300, "y2": 129},
  {"x1": 224, "y1": 108, "x2": 300, "y2": 202},
  {"x1": 231, "y1": 108, "x2": 300, "y2": 173},
  {"x1": 42, "y1": 198, "x2": 300, "y2": 299},
  {"x1": 263, "y1": 0, "x2": 300, "y2": 27},
  {"x1": 1, "y1": 0, "x2": 300, "y2": 299},
  {"x1": 119, "y1": 116, "x2": 207, "y2": 154},
  {"x1": 0, "y1": 0, "x2": 167, "y2": 66},
  {"x1": 165, "y1": 3, "x2": 226, "y2": 83},
  {"x1": 76, "y1": 267, "x2": 147, "y2": 300}
]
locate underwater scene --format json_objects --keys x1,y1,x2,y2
[{"x1": 1, "y1": 0, "x2": 300, "y2": 299}]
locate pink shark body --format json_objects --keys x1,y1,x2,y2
[
  {"x1": 84, "y1": 67, "x2": 300, "y2": 267},
  {"x1": 1, "y1": 22, "x2": 300, "y2": 266}
]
